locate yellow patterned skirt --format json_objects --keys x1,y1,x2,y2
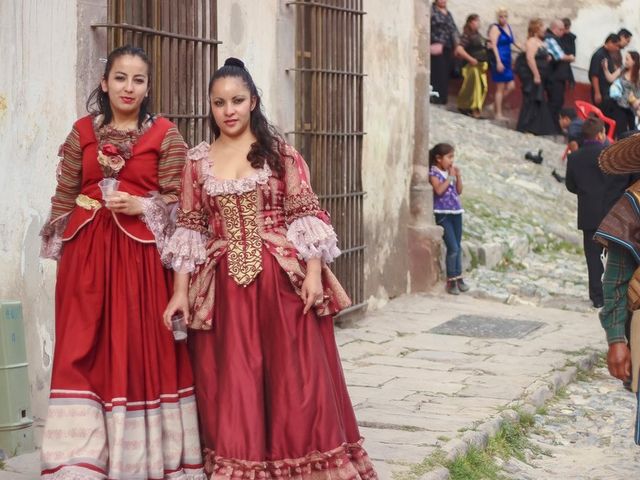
[{"x1": 457, "y1": 62, "x2": 488, "y2": 112}]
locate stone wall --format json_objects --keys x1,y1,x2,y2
[
  {"x1": 0, "y1": 0, "x2": 80, "y2": 440},
  {"x1": 362, "y1": 2, "x2": 417, "y2": 303},
  {"x1": 216, "y1": 1, "x2": 295, "y2": 139}
]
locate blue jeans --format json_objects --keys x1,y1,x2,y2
[{"x1": 435, "y1": 213, "x2": 463, "y2": 278}]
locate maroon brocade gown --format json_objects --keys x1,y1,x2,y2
[{"x1": 162, "y1": 142, "x2": 378, "y2": 479}]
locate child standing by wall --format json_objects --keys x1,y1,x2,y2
[{"x1": 429, "y1": 143, "x2": 469, "y2": 295}]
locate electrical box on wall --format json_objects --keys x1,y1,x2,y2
[{"x1": 0, "y1": 302, "x2": 34, "y2": 458}]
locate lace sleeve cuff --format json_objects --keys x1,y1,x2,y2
[
  {"x1": 139, "y1": 193, "x2": 177, "y2": 252},
  {"x1": 40, "y1": 213, "x2": 71, "y2": 260},
  {"x1": 286, "y1": 215, "x2": 341, "y2": 263},
  {"x1": 161, "y1": 227, "x2": 207, "y2": 273}
]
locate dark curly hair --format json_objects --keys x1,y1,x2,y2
[
  {"x1": 86, "y1": 45, "x2": 153, "y2": 128},
  {"x1": 208, "y1": 58, "x2": 286, "y2": 177}
]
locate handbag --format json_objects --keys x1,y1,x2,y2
[{"x1": 430, "y1": 42, "x2": 444, "y2": 56}]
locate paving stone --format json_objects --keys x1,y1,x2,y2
[
  {"x1": 393, "y1": 333, "x2": 478, "y2": 353},
  {"x1": 363, "y1": 440, "x2": 434, "y2": 463},
  {"x1": 429, "y1": 315, "x2": 545, "y2": 339},
  {"x1": 405, "y1": 349, "x2": 490, "y2": 364},
  {"x1": 478, "y1": 242, "x2": 504, "y2": 268},
  {"x1": 343, "y1": 371, "x2": 396, "y2": 388},
  {"x1": 457, "y1": 381, "x2": 531, "y2": 400},
  {"x1": 375, "y1": 461, "x2": 411, "y2": 479},
  {"x1": 355, "y1": 407, "x2": 471, "y2": 433},
  {"x1": 359, "y1": 355, "x2": 453, "y2": 372},
  {"x1": 359, "y1": 426, "x2": 443, "y2": 447},
  {"x1": 338, "y1": 341, "x2": 408, "y2": 361},
  {"x1": 347, "y1": 385, "x2": 414, "y2": 404},
  {"x1": 383, "y1": 376, "x2": 467, "y2": 396}
]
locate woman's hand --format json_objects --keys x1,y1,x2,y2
[
  {"x1": 469, "y1": 57, "x2": 479, "y2": 66},
  {"x1": 301, "y1": 258, "x2": 324, "y2": 314},
  {"x1": 105, "y1": 191, "x2": 144, "y2": 216},
  {"x1": 162, "y1": 291, "x2": 190, "y2": 330},
  {"x1": 533, "y1": 75, "x2": 542, "y2": 85},
  {"x1": 497, "y1": 61, "x2": 505, "y2": 73}
]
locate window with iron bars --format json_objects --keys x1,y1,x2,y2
[
  {"x1": 93, "y1": 0, "x2": 219, "y2": 147},
  {"x1": 289, "y1": 0, "x2": 366, "y2": 316}
]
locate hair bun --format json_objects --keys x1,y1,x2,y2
[{"x1": 224, "y1": 57, "x2": 245, "y2": 69}]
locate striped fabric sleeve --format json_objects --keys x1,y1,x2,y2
[
  {"x1": 158, "y1": 126, "x2": 187, "y2": 204},
  {"x1": 50, "y1": 126, "x2": 82, "y2": 222}
]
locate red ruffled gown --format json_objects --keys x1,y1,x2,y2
[
  {"x1": 162, "y1": 142, "x2": 378, "y2": 479},
  {"x1": 39, "y1": 115, "x2": 206, "y2": 479}
]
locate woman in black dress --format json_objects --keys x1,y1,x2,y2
[
  {"x1": 516, "y1": 18, "x2": 556, "y2": 135},
  {"x1": 430, "y1": 0, "x2": 459, "y2": 104}
]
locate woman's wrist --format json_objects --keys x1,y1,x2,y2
[{"x1": 306, "y1": 257, "x2": 322, "y2": 273}]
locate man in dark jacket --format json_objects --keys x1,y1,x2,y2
[
  {"x1": 544, "y1": 20, "x2": 575, "y2": 132},
  {"x1": 560, "y1": 18, "x2": 576, "y2": 88},
  {"x1": 566, "y1": 117, "x2": 608, "y2": 307}
]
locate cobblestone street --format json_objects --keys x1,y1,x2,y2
[
  {"x1": 502, "y1": 366, "x2": 640, "y2": 479},
  {"x1": 0, "y1": 294, "x2": 608, "y2": 479}
]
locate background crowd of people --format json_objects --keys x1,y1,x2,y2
[
  {"x1": 429, "y1": 0, "x2": 639, "y2": 141},
  {"x1": 429, "y1": 0, "x2": 640, "y2": 438}
]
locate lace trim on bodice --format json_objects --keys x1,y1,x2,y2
[{"x1": 187, "y1": 141, "x2": 271, "y2": 196}]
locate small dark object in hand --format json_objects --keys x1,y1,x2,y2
[
  {"x1": 524, "y1": 149, "x2": 543, "y2": 164},
  {"x1": 551, "y1": 169, "x2": 565, "y2": 183}
]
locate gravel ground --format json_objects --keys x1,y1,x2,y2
[{"x1": 502, "y1": 366, "x2": 640, "y2": 479}]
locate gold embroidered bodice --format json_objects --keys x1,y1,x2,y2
[{"x1": 217, "y1": 191, "x2": 263, "y2": 286}]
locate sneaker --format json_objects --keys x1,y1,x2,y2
[
  {"x1": 457, "y1": 278, "x2": 470, "y2": 292},
  {"x1": 446, "y1": 280, "x2": 460, "y2": 295}
]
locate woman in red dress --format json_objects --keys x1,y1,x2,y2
[
  {"x1": 39, "y1": 45, "x2": 205, "y2": 479},
  {"x1": 162, "y1": 58, "x2": 377, "y2": 479}
]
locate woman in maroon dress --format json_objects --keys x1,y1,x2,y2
[
  {"x1": 40, "y1": 45, "x2": 205, "y2": 479},
  {"x1": 162, "y1": 58, "x2": 377, "y2": 479}
]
